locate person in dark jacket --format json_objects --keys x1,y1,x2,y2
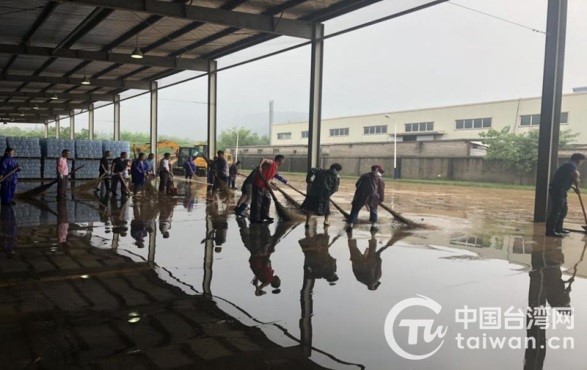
[
  {"x1": 0, "y1": 147, "x2": 20, "y2": 205},
  {"x1": 546, "y1": 152, "x2": 585, "y2": 237},
  {"x1": 130, "y1": 153, "x2": 148, "y2": 195},
  {"x1": 95, "y1": 150, "x2": 111, "y2": 193},
  {"x1": 301, "y1": 163, "x2": 342, "y2": 228},
  {"x1": 346, "y1": 165, "x2": 385, "y2": 232},
  {"x1": 111, "y1": 151, "x2": 129, "y2": 197},
  {"x1": 229, "y1": 160, "x2": 241, "y2": 189},
  {"x1": 183, "y1": 156, "x2": 197, "y2": 180}
]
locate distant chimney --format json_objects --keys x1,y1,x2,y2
[{"x1": 269, "y1": 100, "x2": 274, "y2": 142}]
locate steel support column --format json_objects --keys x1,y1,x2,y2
[
  {"x1": 150, "y1": 81, "x2": 158, "y2": 153},
  {"x1": 207, "y1": 61, "x2": 217, "y2": 158},
  {"x1": 88, "y1": 103, "x2": 94, "y2": 140},
  {"x1": 533, "y1": 0, "x2": 568, "y2": 222},
  {"x1": 307, "y1": 23, "x2": 324, "y2": 170},
  {"x1": 148, "y1": 228, "x2": 156, "y2": 264},
  {"x1": 44, "y1": 122, "x2": 49, "y2": 138},
  {"x1": 55, "y1": 116, "x2": 60, "y2": 138},
  {"x1": 69, "y1": 111, "x2": 75, "y2": 140},
  {"x1": 114, "y1": 94, "x2": 120, "y2": 141}
]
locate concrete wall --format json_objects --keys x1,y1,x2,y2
[
  {"x1": 270, "y1": 92, "x2": 587, "y2": 145},
  {"x1": 240, "y1": 155, "x2": 537, "y2": 185}
]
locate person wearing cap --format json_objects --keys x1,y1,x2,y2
[
  {"x1": 546, "y1": 152, "x2": 586, "y2": 237},
  {"x1": 346, "y1": 164, "x2": 386, "y2": 232},
  {"x1": 0, "y1": 147, "x2": 21, "y2": 205},
  {"x1": 301, "y1": 163, "x2": 342, "y2": 228}
]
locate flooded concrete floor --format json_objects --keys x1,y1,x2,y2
[{"x1": 0, "y1": 177, "x2": 586, "y2": 369}]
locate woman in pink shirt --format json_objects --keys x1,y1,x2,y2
[{"x1": 56, "y1": 149, "x2": 70, "y2": 199}]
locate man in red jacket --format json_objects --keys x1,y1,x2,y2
[{"x1": 250, "y1": 155, "x2": 287, "y2": 223}]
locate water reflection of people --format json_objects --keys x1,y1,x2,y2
[
  {"x1": 347, "y1": 230, "x2": 409, "y2": 290},
  {"x1": 183, "y1": 181, "x2": 196, "y2": 212},
  {"x1": 298, "y1": 229, "x2": 339, "y2": 283},
  {"x1": 238, "y1": 219, "x2": 292, "y2": 296},
  {"x1": 130, "y1": 202, "x2": 148, "y2": 248},
  {"x1": 57, "y1": 199, "x2": 69, "y2": 246},
  {"x1": 159, "y1": 197, "x2": 176, "y2": 238},
  {"x1": 524, "y1": 238, "x2": 576, "y2": 370},
  {"x1": 203, "y1": 201, "x2": 229, "y2": 252},
  {"x1": 110, "y1": 196, "x2": 129, "y2": 237},
  {"x1": 0, "y1": 205, "x2": 17, "y2": 257}
]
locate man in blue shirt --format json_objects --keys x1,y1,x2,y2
[{"x1": 546, "y1": 152, "x2": 586, "y2": 237}]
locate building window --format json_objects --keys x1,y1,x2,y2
[
  {"x1": 405, "y1": 122, "x2": 434, "y2": 132},
  {"x1": 330, "y1": 128, "x2": 349, "y2": 137},
  {"x1": 277, "y1": 132, "x2": 291, "y2": 140},
  {"x1": 455, "y1": 118, "x2": 492, "y2": 130},
  {"x1": 520, "y1": 114, "x2": 540, "y2": 126},
  {"x1": 520, "y1": 112, "x2": 568, "y2": 126},
  {"x1": 363, "y1": 125, "x2": 387, "y2": 135},
  {"x1": 257, "y1": 149, "x2": 263, "y2": 154},
  {"x1": 301, "y1": 131, "x2": 308, "y2": 138},
  {"x1": 273, "y1": 149, "x2": 279, "y2": 154}
]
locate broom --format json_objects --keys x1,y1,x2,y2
[
  {"x1": 273, "y1": 184, "x2": 302, "y2": 209},
  {"x1": 284, "y1": 182, "x2": 350, "y2": 219},
  {"x1": 73, "y1": 173, "x2": 108, "y2": 193},
  {"x1": 74, "y1": 163, "x2": 109, "y2": 193},
  {"x1": 214, "y1": 173, "x2": 232, "y2": 199},
  {"x1": 0, "y1": 166, "x2": 20, "y2": 184},
  {"x1": 257, "y1": 169, "x2": 304, "y2": 222},
  {"x1": 379, "y1": 202, "x2": 427, "y2": 228},
  {"x1": 16, "y1": 165, "x2": 85, "y2": 199}
]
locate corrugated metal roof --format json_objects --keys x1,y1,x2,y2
[{"x1": 0, "y1": 0, "x2": 381, "y2": 123}]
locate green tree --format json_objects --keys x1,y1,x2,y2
[
  {"x1": 217, "y1": 127, "x2": 269, "y2": 151},
  {"x1": 479, "y1": 126, "x2": 578, "y2": 173}
]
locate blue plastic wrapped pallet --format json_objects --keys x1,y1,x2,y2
[
  {"x1": 102, "y1": 140, "x2": 130, "y2": 156},
  {"x1": 0, "y1": 137, "x2": 6, "y2": 151},
  {"x1": 15, "y1": 159, "x2": 42, "y2": 179},
  {"x1": 6, "y1": 137, "x2": 41, "y2": 158},
  {"x1": 75, "y1": 140, "x2": 103, "y2": 159},
  {"x1": 73, "y1": 159, "x2": 101, "y2": 179},
  {"x1": 41, "y1": 138, "x2": 76, "y2": 158}
]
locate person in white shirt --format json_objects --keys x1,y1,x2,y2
[{"x1": 158, "y1": 152, "x2": 172, "y2": 194}]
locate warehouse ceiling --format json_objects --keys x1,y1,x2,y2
[{"x1": 0, "y1": 0, "x2": 381, "y2": 123}]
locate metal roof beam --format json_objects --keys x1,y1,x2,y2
[
  {"x1": 0, "y1": 44, "x2": 208, "y2": 72},
  {"x1": 63, "y1": 0, "x2": 315, "y2": 39},
  {"x1": 0, "y1": 102, "x2": 88, "y2": 110},
  {"x1": 0, "y1": 74, "x2": 150, "y2": 90},
  {"x1": 0, "y1": 91, "x2": 114, "y2": 102}
]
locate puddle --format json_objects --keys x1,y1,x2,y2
[{"x1": 0, "y1": 179, "x2": 586, "y2": 369}]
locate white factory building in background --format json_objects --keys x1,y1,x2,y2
[{"x1": 270, "y1": 91, "x2": 587, "y2": 146}]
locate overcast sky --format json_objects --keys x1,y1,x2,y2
[{"x1": 42, "y1": 0, "x2": 587, "y2": 141}]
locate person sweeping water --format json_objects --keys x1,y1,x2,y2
[
  {"x1": 0, "y1": 147, "x2": 21, "y2": 205},
  {"x1": 250, "y1": 155, "x2": 288, "y2": 224},
  {"x1": 346, "y1": 165, "x2": 385, "y2": 233},
  {"x1": 301, "y1": 163, "x2": 342, "y2": 228}
]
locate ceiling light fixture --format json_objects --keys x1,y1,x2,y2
[
  {"x1": 50, "y1": 93, "x2": 58, "y2": 100},
  {"x1": 81, "y1": 67, "x2": 91, "y2": 85},
  {"x1": 33, "y1": 104, "x2": 39, "y2": 110},
  {"x1": 131, "y1": 34, "x2": 143, "y2": 59}
]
